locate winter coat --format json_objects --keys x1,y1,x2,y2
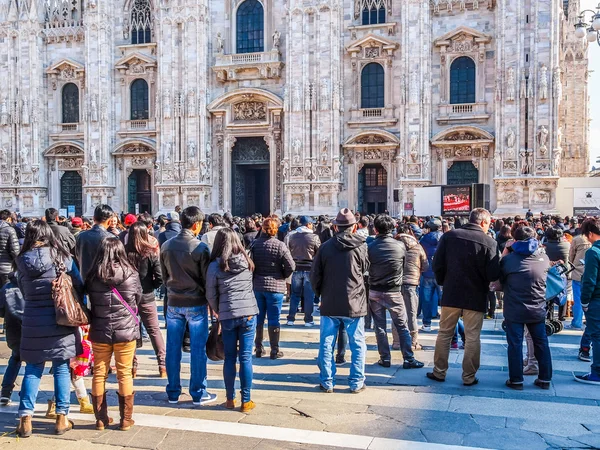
[
  {"x1": 0, "y1": 221, "x2": 19, "y2": 277},
  {"x1": 581, "y1": 241, "x2": 600, "y2": 308},
  {"x1": 396, "y1": 233, "x2": 428, "y2": 286},
  {"x1": 16, "y1": 247, "x2": 84, "y2": 364},
  {"x1": 367, "y1": 234, "x2": 406, "y2": 292},
  {"x1": 569, "y1": 235, "x2": 592, "y2": 282},
  {"x1": 158, "y1": 221, "x2": 182, "y2": 247},
  {"x1": 317, "y1": 225, "x2": 334, "y2": 244},
  {"x1": 206, "y1": 254, "x2": 259, "y2": 321},
  {"x1": 160, "y1": 229, "x2": 210, "y2": 307},
  {"x1": 500, "y1": 239, "x2": 549, "y2": 323},
  {"x1": 544, "y1": 239, "x2": 571, "y2": 263},
  {"x1": 87, "y1": 265, "x2": 142, "y2": 344},
  {"x1": 48, "y1": 221, "x2": 76, "y2": 255},
  {"x1": 201, "y1": 226, "x2": 225, "y2": 252},
  {"x1": 420, "y1": 230, "x2": 443, "y2": 278},
  {"x1": 135, "y1": 252, "x2": 163, "y2": 295},
  {"x1": 287, "y1": 227, "x2": 321, "y2": 272},
  {"x1": 310, "y1": 230, "x2": 369, "y2": 318},
  {"x1": 0, "y1": 273, "x2": 24, "y2": 351},
  {"x1": 243, "y1": 231, "x2": 258, "y2": 249},
  {"x1": 496, "y1": 234, "x2": 511, "y2": 254},
  {"x1": 433, "y1": 223, "x2": 501, "y2": 313},
  {"x1": 250, "y1": 235, "x2": 295, "y2": 293},
  {"x1": 76, "y1": 224, "x2": 111, "y2": 279}
]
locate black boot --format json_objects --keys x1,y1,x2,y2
[
  {"x1": 255, "y1": 325, "x2": 265, "y2": 358},
  {"x1": 268, "y1": 326, "x2": 284, "y2": 360}
]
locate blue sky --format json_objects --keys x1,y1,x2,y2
[{"x1": 582, "y1": 0, "x2": 600, "y2": 168}]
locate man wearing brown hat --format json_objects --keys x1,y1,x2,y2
[{"x1": 310, "y1": 208, "x2": 369, "y2": 393}]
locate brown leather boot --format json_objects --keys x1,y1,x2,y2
[
  {"x1": 92, "y1": 393, "x2": 114, "y2": 431},
  {"x1": 55, "y1": 414, "x2": 73, "y2": 435},
  {"x1": 255, "y1": 325, "x2": 265, "y2": 358},
  {"x1": 117, "y1": 393, "x2": 135, "y2": 431},
  {"x1": 45, "y1": 399, "x2": 56, "y2": 419},
  {"x1": 16, "y1": 415, "x2": 32, "y2": 438}
]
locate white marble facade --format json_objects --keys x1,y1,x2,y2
[{"x1": 0, "y1": 0, "x2": 590, "y2": 217}]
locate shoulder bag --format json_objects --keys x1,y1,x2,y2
[{"x1": 52, "y1": 261, "x2": 90, "y2": 327}]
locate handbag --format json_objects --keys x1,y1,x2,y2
[
  {"x1": 206, "y1": 320, "x2": 224, "y2": 362},
  {"x1": 52, "y1": 261, "x2": 89, "y2": 327}
]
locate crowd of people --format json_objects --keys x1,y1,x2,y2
[{"x1": 0, "y1": 204, "x2": 598, "y2": 438}]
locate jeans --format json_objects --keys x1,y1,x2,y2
[
  {"x1": 369, "y1": 290, "x2": 414, "y2": 362},
  {"x1": 92, "y1": 341, "x2": 136, "y2": 396},
  {"x1": 505, "y1": 320, "x2": 553, "y2": 382},
  {"x1": 139, "y1": 296, "x2": 166, "y2": 367},
  {"x1": 166, "y1": 305, "x2": 209, "y2": 402},
  {"x1": 1, "y1": 349, "x2": 21, "y2": 398},
  {"x1": 401, "y1": 285, "x2": 419, "y2": 335},
  {"x1": 586, "y1": 302, "x2": 600, "y2": 376},
  {"x1": 572, "y1": 281, "x2": 584, "y2": 329},
  {"x1": 288, "y1": 272, "x2": 315, "y2": 323},
  {"x1": 318, "y1": 316, "x2": 366, "y2": 391},
  {"x1": 19, "y1": 359, "x2": 70, "y2": 417},
  {"x1": 255, "y1": 291, "x2": 284, "y2": 327},
  {"x1": 452, "y1": 318, "x2": 465, "y2": 345},
  {"x1": 421, "y1": 277, "x2": 441, "y2": 326},
  {"x1": 221, "y1": 315, "x2": 256, "y2": 404}
]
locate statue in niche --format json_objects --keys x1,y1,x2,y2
[
  {"x1": 281, "y1": 159, "x2": 290, "y2": 182},
  {"x1": 0, "y1": 146, "x2": 7, "y2": 170},
  {"x1": 409, "y1": 133, "x2": 419, "y2": 163},
  {"x1": 216, "y1": 32, "x2": 224, "y2": 53},
  {"x1": 206, "y1": 143, "x2": 212, "y2": 161},
  {"x1": 200, "y1": 160, "x2": 209, "y2": 183},
  {"x1": 538, "y1": 125, "x2": 549, "y2": 150},
  {"x1": 320, "y1": 139, "x2": 329, "y2": 165},
  {"x1": 506, "y1": 128, "x2": 516, "y2": 150},
  {"x1": 188, "y1": 141, "x2": 197, "y2": 166},
  {"x1": 90, "y1": 95, "x2": 98, "y2": 122},
  {"x1": 90, "y1": 143, "x2": 99, "y2": 167},
  {"x1": 506, "y1": 67, "x2": 515, "y2": 102},
  {"x1": 494, "y1": 152, "x2": 502, "y2": 176},
  {"x1": 519, "y1": 149, "x2": 529, "y2": 175},
  {"x1": 292, "y1": 139, "x2": 302, "y2": 164},
  {"x1": 272, "y1": 30, "x2": 281, "y2": 51},
  {"x1": 409, "y1": 71, "x2": 419, "y2": 105},
  {"x1": 20, "y1": 146, "x2": 30, "y2": 169},
  {"x1": 335, "y1": 156, "x2": 344, "y2": 182},
  {"x1": 539, "y1": 65, "x2": 548, "y2": 100},
  {"x1": 527, "y1": 69, "x2": 534, "y2": 98},
  {"x1": 553, "y1": 67, "x2": 562, "y2": 99},
  {"x1": 396, "y1": 154, "x2": 406, "y2": 178},
  {"x1": 520, "y1": 70, "x2": 527, "y2": 99},
  {"x1": 552, "y1": 148, "x2": 562, "y2": 176},
  {"x1": 164, "y1": 142, "x2": 172, "y2": 165},
  {"x1": 0, "y1": 99, "x2": 8, "y2": 125},
  {"x1": 422, "y1": 154, "x2": 430, "y2": 178}
]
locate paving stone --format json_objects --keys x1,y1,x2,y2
[
  {"x1": 539, "y1": 433, "x2": 592, "y2": 449},
  {"x1": 463, "y1": 428, "x2": 548, "y2": 450},
  {"x1": 520, "y1": 419, "x2": 591, "y2": 438},
  {"x1": 239, "y1": 402, "x2": 326, "y2": 431},
  {"x1": 571, "y1": 433, "x2": 600, "y2": 448},
  {"x1": 470, "y1": 414, "x2": 507, "y2": 430},
  {"x1": 163, "y1": 405, "x2": 244, "y2": 423},
  {"x1": 157, "y1": 429, "x2": 261, "y2": 450},
  {"x1": 325, "y1": 416, "x2": 427, "y2": 442},
  {"x1": 292, "y1": 399, "x2": 369, "y2": 426},
  {"x1": 368, "y1": 405, "x2": 480, "y2": 434},
  {"x1": 420, "y1": 429, "x2": 465, "y2": 446}
]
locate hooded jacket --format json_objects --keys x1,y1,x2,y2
[
  {"x1": 367, "y1": 234, "x2": 406, "y2": 292},
  {"x1": 250, "y1": 235, "x2": 295, "y2": 293},
  {"x1": 396, "y1": 234, "x2": 429, "y2": 286},
  {"x1": 310, "y1": 230, "x2": 369, "y2": 317},
  {"x1": 206, "y1": 254, "x2": 258, "y2": 321},
  {"x1": 0, "y1": 273, "x2": 24, "y2": 351},
  {"x1": 500, "y1": 239, "x2": 549, "y2": 323},
  {"x1": 158, "y1": 221, "x2": 182, "y2": 247},
  {"x1": 287, "y1": 226, "x2": 321, "y2": 272},
  {"x1": 420, "y1": 230, "x2": 443, "y2": 278},
  {"x1": 87, "y1": 265, "x2": 142, "y2": 344},
  {"x1": 16, "y1": 247, "x2": 84, "y2": 363}
]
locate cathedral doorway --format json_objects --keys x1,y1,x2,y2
[
  {"x1": 128, "y1": 169, "x2": 152, "y2": 214},
  {"x1": 447, "y1": 161, "x2": 479, "y2": 186},
  {"x1": 231, "y1": 137, "x2": 270, "y2": 217},
  {"x1": 358, "y1": 164, "x2": 388, "y2": 214},
  {"x1": 60, "y1": 171, "x2": 83, "y2": 217}
]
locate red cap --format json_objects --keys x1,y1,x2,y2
[
  {"x1": 124, "y1": 214, "x2": 137, "y2": 226},
  {"x1": 71, "y1": 217, "x2": 83, "y2": 227}
]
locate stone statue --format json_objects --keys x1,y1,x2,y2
[
  {"x1": 163, "y1": 89, "x2": 171, "y2": 119},
  {"x1": 0, "y1": 98, "x2": 8, "y2": 125},
  {"x1": 520, "y1": 70, "x2": 527, "y2": 99},
  {"x1": 90, "y1": 143, "x2": 99, "y2": 166},
  {"x1": 320, "y1": 139, "x2": 329, "y2": 165},
  {"x1": 552, "y1": 147, "x2": 561, "y2": 176},
  {"x1": 422, "y1": 154, "x2": 430, "y2": 179},
  {"x1": 187, "y1": 90, "x2": 197, "y2": 117},
  {"x1": 206, "y1": 142, "x2": 212, "y2": 161},
  {"x1": 281, "y1": 159, "x2": 290, "y2": 182},
  {"x1": 188, "y1": 141, "x2": 197, "y2": 165},
  {"x1": 553, "y1": 67, "x2": 562, "y2": 99},
  {"x1": 0, "y1": 146, "x2": 7, "y2": 169},
  {"x1": 494, "y1": 151, "x2": 502, "y2": 176},
  {"x1": 320, "y1": 78, "x2": 329, "y2": 111},
  {"x1": 335, "y1": 156, "x2": 344, "y2": 182},
  {"x1": 409, "y1": 132, "x2": 419, "y2": 162},
  {"x1": 20, "y1": 146, "x2": 30, "y2": 169},
  {"x1": 538, "y1": 125, "x2": 549, "y2": 150},
  {"x1": 272, "y1": 30, "x2": 281, "y2": 50},
  {"x1": 90, "y1": 95, "x2": 98, "y2": 122},
  {"x1": 527, "y1": 69, "x2": 534, "y2": 98},
  {"x1": 506, "y1": 128, "x2": 516, "y2": 150},
  {"x1": 216, "y1": 32, "x2": 224, "y2": 53},
  {"x1": 519, "y1": 149, "x2": 529, "y2": 175},
  {"x1": 200, "y1": 160, "x2": 209, "y2": 182},
  {"x1": 409, "y1": 70, "x2": 419, "y2": 105},
  {"x1": 539, "y1": 64, "x2": 548, "y2": 100},
  {"x1": 506, "y1": 67, "x2": 515, "y2": 101},
  {"x1": 397, "y1": 154, "x2": 406, "y2": 178},
  {"x1": 557, "y1": 127, "x2": 563, "y2": 148},
  {"x1": 164, "y1": 142, "x2": 172, "y2": 165},
  {"x1": 292, "y1": 139, "x2": 302, "y2": 164}
]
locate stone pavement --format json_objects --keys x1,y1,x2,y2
[{"x1": 0, "y1": 303, "x2": 599, "y2": 450}]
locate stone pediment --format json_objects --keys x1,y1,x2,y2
[
  {"x1": 434, "y1": 26, "x2": 492, "y2": 48},
  {"x1": 44, "y1": 142, "x2": 85, "y2": 157},
  {"x1": 431, "y1": 126, "x2": 494, "y2": 145},
  {"x1": 112, "y1": 139, "x2": 157, "y2": 156},
  {"x1": 347, "y1": 34, "x2": 399, "y2": 57},
  {"x1": 46, "y1": 59, "x2": 85, "y2": 78},
  {"x1": 115, "y1": 53, "x2": 157, "y2": 74},
  {"x1": 343, "y1": 130, "x2": 400, "y2": 147}
]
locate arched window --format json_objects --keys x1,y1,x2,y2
[
  {"x1": 62, "y1": 83, "x2": 79, "y2": 124},
  {"x1": 362, "y1": 2, "x2": 386, "y2": 25},
  {"x1": 236, "y1": 0, "x2": 264, "y2": 54},
  {"x1": 130, "y1": 79, "x2": 149, "y2": 120},
  {"x1": 450, "y1": 56, "x2": 476, "y2": 104},
  {"x1": 361, "y1": 63, "x2": 385, "y2": 109},
  {"x1": 131, "y1": 0, "x2": 152, "y2": 45}
]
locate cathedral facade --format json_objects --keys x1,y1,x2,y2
[{"x1": 0, "y1": 0, "x2": 590, "y2": 217}]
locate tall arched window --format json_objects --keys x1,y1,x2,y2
[
  {"x1": 236, "y1": 0, "x2": 264, "y2": 54},
  {"x1": 361, "y1": 63, "x2": 385, "y2": 109},
  {"x1": 130, "y1": 79, "x2": 149, "y2": 120},
  {"x1": 362, "y1": 2, "x2": 386, "y2": 25},
  {"x1": 62, "y1": 83, "x2": 79, "y2": 124},
  {"x1": 450, "y1": 56, "x2": 476, "y2": 104},
  {"x1": 131, "y1": 0, "x2": 152, "y2": 45}
]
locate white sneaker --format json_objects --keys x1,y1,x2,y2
[
  {"x1": 286, "y1": 321, "x2": 295, "y2": 326},
  {"x1": 420, "y1": 325, "x2": 431, "y2": 332},
  {"x1": 193, "y1": 392, "x2": 218, "y2": 406},
  {"x1": 305, "y1": 322, "x2": 315, "y2": 327}
]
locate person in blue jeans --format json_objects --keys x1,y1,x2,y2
[
  {"x1": 575, "y1": 218, "x2": 600, "y2": 384},
  {"x1": 419, "y1": 219, "x2": 444, "y2": 331},
  {"x1": 311, "y1": 208, "x2": 369, "y2": 393},
  {"x1": 160, "y1": 206, "x2": 217, "y2": 405},
  {"x1": 206, "y1": 228, "x2": 259, "y2": 412}
]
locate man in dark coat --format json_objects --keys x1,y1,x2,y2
[
  {"x1": 0, "y1": 273, "x2": 24, "y2": 404},
  {"x1": 0, "y1": 210, "x2": 19, "y2": 287},
  {"x1": 45, "y1": 208, "x2": 76, "y2": 255},
  {"x1": 311, "y1": 208, "x2": 369, "y2": 393},
  {"x1": 75, "y1": 205, "x2": 113, "y2": 279},
  {"x1": 427, "y1": 208, "x2": 501, "y2": 386}
]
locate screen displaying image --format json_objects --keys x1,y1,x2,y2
[{"x1": 443, "y1": 186, "x2": 471, "y2": 214}]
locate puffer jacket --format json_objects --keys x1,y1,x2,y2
[
  {"x1": 420, "y1": 230, "x2": 442, "y2": 278},
  {"x1": 287, "y1": 227, "x2": 321, "y2": 271},
  {"x1": 206, "y1": 254, "x2": 259, "y2": 321},
  {"x1": 367, "y1": 234, "x2": 406, "y2": 292},
  {"x1": 0, "y1": 273, "x2": 24, "y2": 351},
  {"x1": 16, "y1": 247, "x2": 84, "y2": 363},
  {"x1": 396, "y1": 233, "x2": 428, "y2": 286},
  {"x1": 0, "y1": 221, "x2": 19, "y2": 276},
  {"x1": 250, "y1": 235, "x2": 295, "y2": 293},
  {"x1": 76, "y1": 225, "x2": 111, "y2": 279},
  {"x1": 135, "y1": 252, "x2": 162, "y2": 295},
  {"x1": 87, "y1": 265, "x2": 142, "y2": 344},
  {"x1": 569, "y1": 235, "x2": 592, "y2": 282}
]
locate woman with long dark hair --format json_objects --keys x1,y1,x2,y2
[
  {"x1": 15, "y1": 220, "x2": 84, "y2": 438},
  {"x1": 206, "y1": 228, "x2": 258, "y2": 412},
  {"x1": 86, "y1": 238, "x2": 141, "y2": 432},
  {"x1": 124, "y1": 222, "x2": 165, "y2": 378}
]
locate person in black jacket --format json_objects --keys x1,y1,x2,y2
[
  {"x1": 158, "y1": 212, "x2": 182, "y2": 247},
  {"x1": 75, "y1": 205, "x2": 113, "y2": 279},
  {"x1": 500, "y1": 226, "x2": 552, "y2": 390},
  {"x1": 0, "y1": 210, "x2": 19, "y2": 286},
  {"x1": 160, "y1": 207, "x2": 216, "y2": 406},
  {"x1": 125, "y1": 222, "x2": 165, "y2": 378},
  {"x1": 45, "y1": 208, "x2": 76, "y2": 255},
  {"x1": 15, "y1": 220, "x2": 84, "y2": 438},
  {"x1": 428, "y1": 208, "x2": 501, "y2": 386},
  {"x1": 310, "y1": 208, "x2": 369, "y2": 394},
  {"x1": 87, "y1": 237, "x2": 142, "y2": 432},
  {"x1": 367, "y1": 215, "x2": 424, "y2": 370},
  {"x1": 0, "y1": 272, "x2": 24, "y2": 405}
]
